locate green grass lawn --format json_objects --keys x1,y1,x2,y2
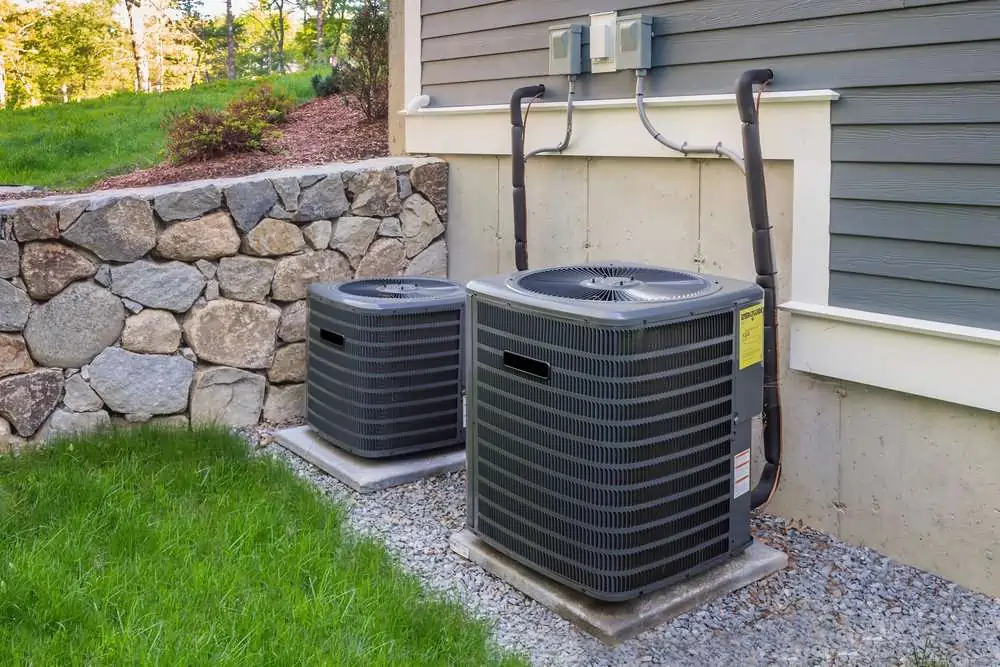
[
  {"x1": 0, "y1": 72, "x2": 319, "y2": 190},
  {"x1": 0, "y1": 424, "x2": 527, "y2": 666}
]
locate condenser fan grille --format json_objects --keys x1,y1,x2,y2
[
  {"x1": 512, "y1": 265, "x2": 718, "y2": 302},
  {"x1": 337, "y1": 277, "x2": 464, "y2": 300}
]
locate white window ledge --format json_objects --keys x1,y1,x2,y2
[{"x1": 782, "y1": 302, "x2": 1000, "y2": 414}]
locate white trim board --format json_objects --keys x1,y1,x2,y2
[
  {"x1": 403, "y1": 0, "x2": 421, "y2": 106},
  {"x1": 786, "y1": 307, "x2": 1000, "y2": 414}
]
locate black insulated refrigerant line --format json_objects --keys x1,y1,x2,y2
[
  {"x1": 510, "y1": 84, "x2": 545, "y2": 271},
  {"x1": 735, "y1": 68, "x2": 783, "y2": 510}
]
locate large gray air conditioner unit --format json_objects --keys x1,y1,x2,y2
[
  {"x1": 306, "y1": 277, "x2": 467, "y2": 458},
  {"x1": 465, "y1": 262, "x2": 765, "y2": 601}
]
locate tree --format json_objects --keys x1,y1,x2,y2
[
  {"x1": 314, "y1": 0, "x2": 324, "y2": 64},
  {"x1": 260, "y1": 0, "x2": 289, "y2": 73},
  {"x1": 22, "y1": 0, "x2": 120, "y2": 103},
  {"x1": 123, "y1": 0, "x2": 151, "y2": 92},
  {"x1": 0, "y1": 0, "x2": 38, "y2": 108},
  {"x1": 226, "y1": 0, "x2": 235, "y2": 78},
  {"x1": 343, "y1": 0, "x2": 386, "y2": 120}
]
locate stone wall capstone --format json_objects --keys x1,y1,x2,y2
[{"x1": 0, "y1": 157, "x2": 449, "y2": 450}]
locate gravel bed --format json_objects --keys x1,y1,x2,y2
[{"x1": 244, "y1": 427, "x2": 1000, "y2": 667}]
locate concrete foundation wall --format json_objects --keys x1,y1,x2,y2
[{"x1": 440, "y1": 154, "x2": 1000, "y2": 597}]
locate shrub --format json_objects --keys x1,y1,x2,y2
[
  {"x1": 342, "y1": 0, "x2": 388, "y2": 121},
  {"x1": 164, "y1": 84, "x2": 297, "y2": 163},
  {"x1": 311, "y1": 66, "x2": 344, "y2": 97}
]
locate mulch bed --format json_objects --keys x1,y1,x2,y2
[{"x1": 0, "y1": 94, "x2": 389, "y2": 201}]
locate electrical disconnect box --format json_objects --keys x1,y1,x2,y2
[
  {"x1": 615, "y1": 14, "x2": 653, "y2": 71},
  {"x1": 547, "y1": 23, "x2": 583, "y2": 76},
  {"x1": 589, "y1": 11, "x2": 617, "y2": 74}
]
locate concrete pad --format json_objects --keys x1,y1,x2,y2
[
  {"x1": 450, "y1": 528, "x2": 788, "y2": 645},
  {"x1": 273, "y1": 425, "x2": 466, "y2": 493}
]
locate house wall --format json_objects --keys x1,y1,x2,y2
[
  {"x1": 420, "y1": 0, "x2": 1000, "y2": 331},
  {"x1": 440, "y1": 152, "x2": 1000, "y2": 597}
]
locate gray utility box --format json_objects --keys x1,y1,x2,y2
[
  {"x1": 616, "y1": 14, "x2": 653, "y2": 71},
  {"x1": 548, "y1": 23, "x2": 584, "y2": 76},
  {"x1": 306, "y1": 277, "x2": 467, "y2": 459},
  {"x1": 464, "y1": 262, "x2": 764, "y2": 602}
]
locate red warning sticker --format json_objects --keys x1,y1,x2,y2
[{"x1": 734, "y1": 448, "x2": 751, "y2": 499}]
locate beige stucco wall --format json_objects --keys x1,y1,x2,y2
[{"x1": 439, "y1": 153, "x2": 1000, "y2": 597}]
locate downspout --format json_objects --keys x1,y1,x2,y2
[
  {"x1": 734, "y1": 68, "x2": 783, "y2": 511},
  {"x1": 510, "y1": 84, "x2": 545, "y2": 271}
]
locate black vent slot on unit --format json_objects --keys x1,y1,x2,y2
[
  {"x1": 320, "y1": 330, "x2": 345, "y2": 347},
  {"x1": 502, "y1": 351, "x2": 550, "y2": 382}
]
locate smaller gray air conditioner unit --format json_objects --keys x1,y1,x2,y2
[
  {"x1": 465, "y1": 261, "x2": 764, "y2": 601},
  {"x1": 306, "y1": 276, "x2": 466, "y2": 458}
]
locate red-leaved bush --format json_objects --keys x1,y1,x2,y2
[{"x1": 164, "y1": 85, "x2": 296, "y2": 163}]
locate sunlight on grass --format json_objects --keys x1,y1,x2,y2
[
  {"x1": 0, "y1": 424, "x2": 527, "y2": 666},
  {"x1": 0, "y1": 72, "x2": 320, "y2": 190}
]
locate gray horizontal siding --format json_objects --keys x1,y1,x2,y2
[
  {"x1": 422, "y1": 0, "x2": 1000, "y2": 330},
  {"x1": 829, "y1": 273, "x2": 1000, "y2": 330}
]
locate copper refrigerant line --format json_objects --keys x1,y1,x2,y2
[{"x1": 508, "y1": 67, "x2": 783, "y2": 510}]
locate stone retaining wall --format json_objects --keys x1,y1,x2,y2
[{"x1": 0, "y1": 157, "x2": 449, "y2": 448}]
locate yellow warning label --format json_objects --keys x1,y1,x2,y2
[{"x1": 738, "y1": 303, "x2": 764, "y2": 370}]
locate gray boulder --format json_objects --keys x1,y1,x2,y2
[
  {"x1": 271, "y1": 250, "x2": 351, "y2": 301},
  {"x1": 11, "y1": 205, "x2": 59, "y2": 242},
  {"x1": 40, "y1": 409, "x2": 111, "y2": 442},
  {"x1": 405, "y1": 239, "x2": 447, "y2": 278},
  {"x1": 0, "y1": 333, "x2": 34, "y2": 378},
  {"x1": 277, "y1": 300, "x2": 307, "y2": 343},
  {"x1": 23, "y1": 282, "x2": 125, "y2": 368},
  {"x1": 330, "y1": 217, "x2": 379, "y2": 267},
  {"x1": 0, "y1": 280, "x2": 32, "y2": 332},
  {"x1": 63, "y1": 374, "x2": 104, "y2": 412},
  {"x1": 263, "y1": 383, "x2": 306, "y2": 424},
  {"x1": 20, "y1": 241, "x2": 97, "y2": 300},
  {"x1": 0, "y1": 240, "x2": 18, "y2": 278},
  {"x1": 241, "y1": 218, "x2": 305, "y2": 257},
  {"x1": 224, "y1": 180, "x2": 278, "y2": 232},
  {"x1": 348, "y1": 167, "x2": 402, "y2": 217},
  {"x1": 270, "y1": 176, "x2": 300, "y2": 211},
  {"x1": 156, "y1": 211, "x2": 240, "y2": 261},
  {"x1": 409, "y1": 161, "x2": 449, "y2": 220},
  {"x1": 355, "y1": 238, "x2": 406, "y2": 279},
  {"x1": 63, "y1": 198, "x2": 157, "y2": 262},
  {"x1": 110, "y1": 260, "x2": 206, "y2": 312},
  {"x1": 0, "y1": 369, "x2": 64, "y2": 437},
  {"x1": 183, "y1": 299, "x2": 281, "y2": 369},
  {"x1": 268, "y1": 343, "x2": 306, "y2": 384},
  {"x1": 295, "y1": 176, "x2": 348, "y2": 222},
  {"x1": 217, "y1": 256, "x2": 275, "y2": 302},
  {"x1": 88, "y1": 347, "x2": 194, "y2": 416},
  {"x1": 399, "y1": 194, "x2": 444, "y2": 258},
  {"x1": 153, "y1": 185, "x2": 221, "y2": 222},
  {"x1": 189, "y1": 366, "x2": 266, "y2": 427},
  {"x1": 302, "y1": 220, "x2": 332, "y2": 250},
  {"x1": 57, "y1": 200, "x2": 89, "y2": 231},
  {"x1": 121, "y1": 309, "x2": 182, "y2": 354}
]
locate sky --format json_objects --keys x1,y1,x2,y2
[
  {"x1": 199, "y1": 0, "x2": 256, "y2": 19},
  {"x1": 11, "y1": 0, "x2": 259, "y2": 20}
]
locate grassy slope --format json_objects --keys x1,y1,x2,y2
[
  {"x1": 0, "y1": 425, "x2": 527, "y2": 666},
  {"x1": 0, "y1": 72, "x2": 318, "y2": 190}
]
